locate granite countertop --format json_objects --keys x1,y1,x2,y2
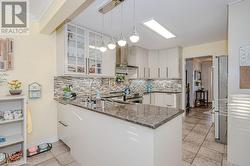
[
  {"x1": 143, "y1": 91, "x2": 182, "y2": 94},
  {"x1": 55, "y1": 97, "x2": 184, "y2": 129}
]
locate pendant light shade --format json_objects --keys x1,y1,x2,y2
[
  {"x1": 100, "y1": 41, "x2": 107, "y2": 52},
  {"x1": 118, "y1": 33, "x2": 127, "y2": 47},
  {"x1": 108, "y1": 38, "x2": 116, "y2": 50},
  {"x1": 130, "y1": 27, "x2": 139, "y2": 43}
]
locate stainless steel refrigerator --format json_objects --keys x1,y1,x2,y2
[{"x1": 214, "y1": 56, "x2": 228, "y2": 144}]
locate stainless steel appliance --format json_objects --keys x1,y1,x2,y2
[{"x1": 214, "y1": 56, "x2": 228, "y2": 144}]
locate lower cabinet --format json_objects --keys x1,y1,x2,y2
[
  {"x1": 144, "y1": 93, "x2": 177, "y2": 108},
  {"x1": 57, "y1": 103, "x2": 83, "y2": 148},
  {"x1": 142, "y1": 94, "x2": 151, "y2": 104}
]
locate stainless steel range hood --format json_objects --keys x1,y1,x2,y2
[{"x1": 116, "y1": 45, "x2": 138, "y2": 74}]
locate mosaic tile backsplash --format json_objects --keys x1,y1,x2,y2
[{"x1": 54, "y1": 76, "x2": 182, "y2": 98}]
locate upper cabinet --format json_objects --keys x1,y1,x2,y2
[
  {"x1": 148, "y1": 47, "x2": 182, "y2": 79},
  {"x1": 56, "y1": 23, "x2": 116, "y2": 77}
]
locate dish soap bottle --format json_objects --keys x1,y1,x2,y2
[{"x1": 96, "y1": 91, "x2": 102, "y2": 108}]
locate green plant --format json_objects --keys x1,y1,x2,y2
[
  {"x1": 8, "y1": 80, "x2": 22, "y2": 90},
  {"x1": 116, "y1": 74, "x2": 125, "y2": 82},
  {"x1": 63, "y1": 86, "x2": 71, "y2": 93}
]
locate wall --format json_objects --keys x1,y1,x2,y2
[
  {"x1": 0, "y1": 22, "x2": 57, "y2": 147},
  {"x1": 181, "y1": 40, "x2": 228, "y2": 109},
  {"x1": 228, "y1": 1, "x2": 250, "y2": 165}
]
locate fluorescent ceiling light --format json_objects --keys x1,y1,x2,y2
[{"x1": 143, "y1": 19, "x2": 176, "y2": 39}]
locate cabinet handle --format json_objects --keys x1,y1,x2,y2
[
  {"x1": 144, "y1": 67, "x2": 146, "y2": 78},
  {"x1": 59, "y1": 121, "x2": 68, "y2": 127},
  {"x1": 158, "y1": 68, "x2": 160, "y2": 78},
  {"x1": 86, "y1": 58, "x2": 88, "y2": 74},
  {"x1": 149, "y1": 68, "x2": 151, "y2": 78},
  {"x1": 166, "y1": 67, "x2": 168, "y2": 78}
]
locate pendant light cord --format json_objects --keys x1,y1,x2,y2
[{"x1": 133, "y1": 0, "x2": 135, "y2": 26}]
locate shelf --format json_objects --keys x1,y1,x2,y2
[
  {"x1": 0, "y1": 118, "x2": 24, "y2": 125},
  {"x1": 8, "y1": 158, "x2": 25, "y2": 166},
  {"x1": 0, "y1": 134, "x2": 24, "y2": 148},
  {"x1": 0, "y1": 95, "x2": 25, "y2": 101}
]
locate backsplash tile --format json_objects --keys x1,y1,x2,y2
[{"x1": 54, "y1": 76, "x2": 182, "y2": 98}]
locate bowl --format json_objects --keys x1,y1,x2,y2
[{"x1": 9, "y1": 90, "x2": 22, "y2": 95}]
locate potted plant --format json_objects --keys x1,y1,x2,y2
[
  {"x1": 8, "y1": 80, "x2": 22, "y2": 95},
  {"x1": 63, "y1": 86, "x2": 72, "y2": 99}
]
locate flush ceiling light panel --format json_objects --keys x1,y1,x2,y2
[
  {"x1": 143, "y1": 19, "x2": 176, "y2": 39},
  {"x1": 98, "y1": 0, "x2": 125, "y2": 14}
]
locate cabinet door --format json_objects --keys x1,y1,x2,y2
[
  {"x1": 88, "y1": 31, "x2": 102, "y2": 75},
  {"x1": 154, "y1": 93, "x2": 166, "y2": 107},
  {"x1": 148, "y1": 50, "x2": 159, "y2": 78},
  {"x1": 57, "y1": 104, "x2": 72, "y2": 147},
  {"x1": 143, "y1": 94, "x2": 151, "y2": 104},
  {"x1": 167, "y1": 48, "x2": 180, "y2": 78},
  {"x1": 159, "y1": 50, "x2": 168, "y2": 78},
  {"x1": 164, "y1": 94, "x2": 175, "y2": 108},
  {"x1": 66, "y1": 24, "x2": 87, "y2": 75}
]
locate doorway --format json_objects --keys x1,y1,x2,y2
[{"x1": 185, "y1": 56, "x2": 213, "y2": 112}]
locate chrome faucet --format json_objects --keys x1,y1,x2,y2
[{"x1": 89, "y1": 78, "x2": 96, "y2": 101}]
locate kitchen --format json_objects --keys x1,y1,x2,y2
[{"x1": 0, "y1": 0, "x2": 250, "y2": 166}]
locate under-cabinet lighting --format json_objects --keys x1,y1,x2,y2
[{"x1": 143, "y1": 19, "x2": 176, "y2": 39}]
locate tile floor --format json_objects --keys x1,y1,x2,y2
[
  {"x1": 23, "y1": 107, "x2": 236, "y2": 166},
  {"x1": 182, "y1": 107, "x2": 236, "y2": 166}
]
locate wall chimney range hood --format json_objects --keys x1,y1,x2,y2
[{"x1": 116, "y1": 45, "x2": 138, "y2": 74}]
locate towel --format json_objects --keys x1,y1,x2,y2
[{"x1": 27, "y1": 105, "x2": 33, "y2": 134}]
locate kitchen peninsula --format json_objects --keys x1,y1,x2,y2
[{"x1": 55, "y1": 97, "x2": 184, "y2": 166}]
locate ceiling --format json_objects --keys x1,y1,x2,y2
[
  {"x1": 72, "y1": 0, "x2": 228, "y2": 50},
  {"x1": 30, "y1": 0, "x2": 53, "y2": 20}
]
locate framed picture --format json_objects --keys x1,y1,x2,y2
[{"x1": 0, "y1": 38, "x2": 14, "y2": 71}]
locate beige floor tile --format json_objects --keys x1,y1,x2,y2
[
  {"x1": 192, "y1": 155, "x2": 221, "y2": 166},
  {"x1": 184, "y1": 117, "x2": 201, "y2": 124},
  {"x1": 182, "y1": 149, "x2": 196, "y2": 163},
  {"x1": 27, "y1": 151, "x2": 54, "y2": 165},
  {"x1": 51, "y1": 143, "x2": 70, "y2": 156},
  {"x1": 66, "y1": 161, "x2": 81, "y2": 166},
  {"x1": 182, "y1": 160, "x2": 191, "y2": 166},
  {"x1": 36, "y1": 158, "x2": 61, "y2": 166},
  {"x1": 182, "y1": 141, "x2": 200, "y2": 154},
  {"x1": 183, "y1": 123, "x2": 196, "y2": 130},
  {"x1": 184, "y1": 132, "x2": 206, "y2": 146},
  {"x1": 203, "y1": 140, "x2": 225, "y2": 153},
  {"x1": 56, "y1": 152, "x2": 75, "y2": 165},
  {"x1": 194, "y1": 123, "x2": 211, "y2": 130},
  {"x1": 198, "y1": 147, "x2": 223, "y2": 162}
]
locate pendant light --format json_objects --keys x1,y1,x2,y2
[
  {"x1": 100, "y1": 15, "x2": 107, "y2": 52},
  {"x1": 129, "y1": 0, "x2": 139, "y2": 43},
  {"x1": 118, "y1": 3, "x2": 127, "y2": 47},
  {"x1": 107, "y1": 11, "x2": 116, "y2": 50}
]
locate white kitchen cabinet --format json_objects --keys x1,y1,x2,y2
[
  {"x1": 166, "y1": 48, "x2": 181, "y2": 78},
  {"x1": 56, "y1": 23, "x2": 116, "y2": 77},
  {"x1": 57, "y1": 103, "x2": 83, "y2": 148},
  {"x1": 57, "y1": 103, "x2": 72, "y2": 147},
  {"x1": 128, "y1": 46, "x2": 149, "y2": 78},
  {"x1": 148, "y1": 50, "x2": 159, "y2": 78},
  {"x1": 149, "y1": 93, "x2": 177, "y2": 108},
  {"x1": 147, "y1": 47, "x2": 181, "y2": 79},
  {"x1": 143, "y1": 94, "x2": 151, "y2": 104},
  {"x1": 159, "y1": 49, "x2": 169, "y2": 78}
]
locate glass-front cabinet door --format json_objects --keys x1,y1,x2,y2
[
  {"x1": 88, "y1": 31, "x2": 102, "y2": 75},
  {"x1": 65, "y1": 24, "x2": 103, "y2": 75}
]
